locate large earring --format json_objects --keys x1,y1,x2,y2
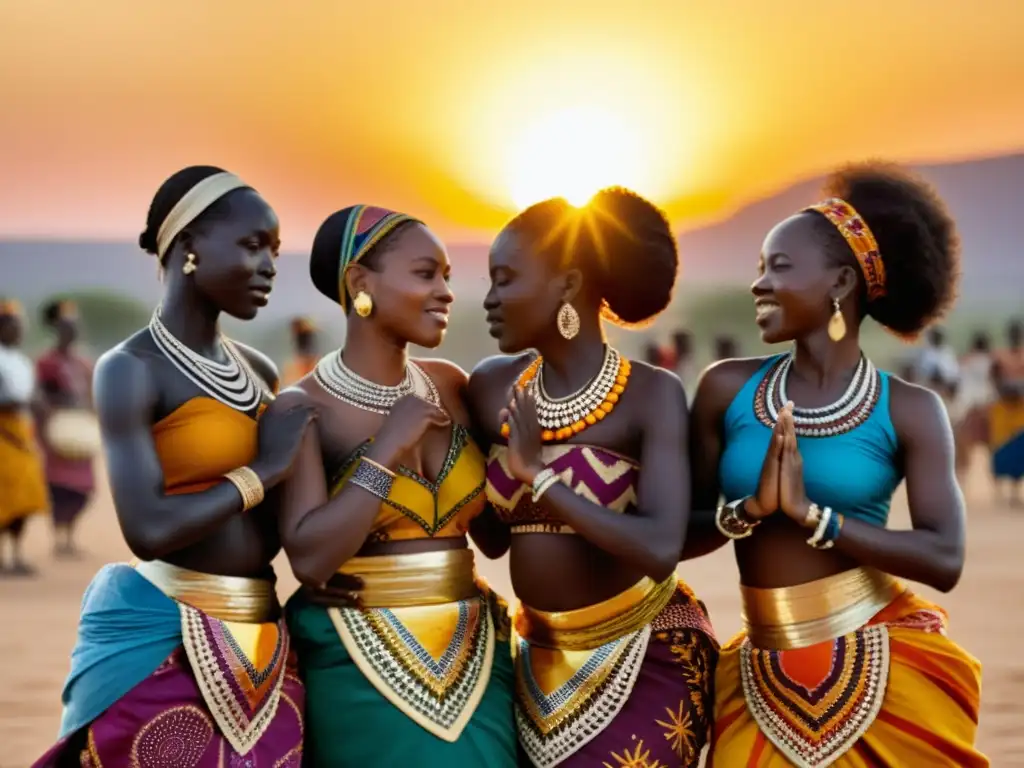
[
  {"x1": 828, "y1": 297, "x2": 847, "y2": 342},
  {"x1": 353, "y1": 291, "x2": 373, "y2": 318},
  {"x1": 182, "y1": 252, "x2": 197, "y2": 276},
  {"x1": 557, "y1": 302, "x2": 580, "y2": 340}
]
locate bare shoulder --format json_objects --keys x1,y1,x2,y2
[
  {"x1": 626, "y1": 359, "x2": 686, "y2": 404},
  {"x1": 468, "y1": 352, "x2": 534, "y2": 392},
  {"x1": 887, "y1": 374, "x2": 951, "y2": 442},
  {"x1": 232, "y1": 340, "x2": 280, "y2": 393},
  {"x1": 692, "y1": 355, "x2": 773, "y2": 415},
  {"x1": 416, "y1": 357, "x2": 469, "y2": 393},
  {"x1": 93, "y1": 347, "x2": 159, "y2": 428},
  {"x1": 271, "y1": 385, "x2": 315, "y2": 409}
]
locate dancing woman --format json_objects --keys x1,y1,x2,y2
[
  {"x1": 469, "y1": 189, "x2": 718, "y2": 767},
  {"x1": 35, "y1": 299, "x2": 97, "y2": 557},
  {"x1": 34, "y1": 166, "x2": 312, "y2": 767},
  {"x1": 276, "y1": 206, "x2": 516, "y2": 766},
  {"x1": 687, "y1": 164, "x2": 987, "y2": 766},
  {"x1": 0, "y1": 300, "x2": 49, "y2": 575}
]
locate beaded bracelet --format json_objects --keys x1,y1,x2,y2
[
  {"x1": 350, "y1": 457, "x2": 396, "y2": 501},
  {"x1": 807, "y1": 505, "x2": 836, "y2": 549},
  {"x1": 715, "y1": 498, "x2": 757, "y2": 539},
  {"x1": 531, "y1": 468, "x2": 561, "y2": 503},
  {"x1": 812, "y1": 510, "x2": 844, "y2": 550}
]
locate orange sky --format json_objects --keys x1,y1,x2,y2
[{"x1": 2, "y1": 1, "x2": 1023, "y2": 248}]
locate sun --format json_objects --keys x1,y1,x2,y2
[{"x1": 505, "y1": 106, "x2": 648, "y2": 209}]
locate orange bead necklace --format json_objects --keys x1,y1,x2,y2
[{"x1": 500, "y1": 345, "x2": 631, "y2": 442}]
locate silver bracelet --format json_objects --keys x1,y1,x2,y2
[
  {"x1": 350, "y1": 457, "x2": 395, "y2": 501},
  {"x1": 715, "y1": 498, "x2": 756, "y2": 539},
  {"x1": 530, "y1": 468, "x2": 557, "y2": 503},
  {"x1": 806, "y1": 505, "x2": 832, "y2": 548}
]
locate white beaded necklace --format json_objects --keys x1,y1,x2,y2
[
  {"x1": 755, "y1": 353, "x2": 880, "y2": 437},
  {"x1": 527, "y1": 345, "x2": 621, "y2": 431},
  {"x1": 148, "y1": 309, "x2": 266, "y2": 412},
  {"x1": 314, "y1": 350, "x2": 441, "y2": 415}
]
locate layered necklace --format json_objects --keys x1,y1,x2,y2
[
  {"x1": 501, "y1": 345, "x2": 631, "y2": 442},
  {"x1": 754, "y1": 353, "x2": 880, "y2": 437},
  {"x1": 148, "y1": 309, "x2": 266, "y2": 412},
  {"x1": 314, "y1": 349, "x2": 441, "y2": 415}
]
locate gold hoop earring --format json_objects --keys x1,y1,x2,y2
[
  {"x1": 353, "y1": 291, "x2": 373, "y2": 318},
  {"x1": 557, "y1": 302, "x2": 580, "y2": 340},
  {"x1": 828, "y1": 297, "x2": 847, "y2": 342},
  {"x1": 182, "y1": 252, "x2": 197, "y2": 276}
]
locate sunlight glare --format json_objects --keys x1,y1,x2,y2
[{"x1": 506, "y1": 107, "x2": 647, "y2": 209}]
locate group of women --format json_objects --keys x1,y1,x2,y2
[
  {"x1": 0, "y1": 297, "x2": 96, "y2": 575},
  {"x1": 33, "y1": 161, "x2": 986, "y2": 767}
]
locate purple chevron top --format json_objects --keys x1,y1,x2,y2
[{"x1": 485, "y1": 443, "x2": 640, "y2": 532}]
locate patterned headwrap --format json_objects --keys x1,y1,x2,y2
[
  {"x1": 335, "y1": 205, "x2": 421, "y2": 311},
  {"x1": 805, "y1": 198, "x2": 887, "y2": 301}
]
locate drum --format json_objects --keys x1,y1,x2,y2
[{"x1": 45, "y1": 408, "x2": 102, "y2": 461}]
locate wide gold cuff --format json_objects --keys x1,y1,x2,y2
[
  {"x1": 133, "y1": 559, "x2": 278, "y2": 623},
  {"x1": 337, "y1": 548, "x2": 479, "y2": 608}
]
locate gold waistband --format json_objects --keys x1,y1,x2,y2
[
  {"x1": 133, "y1": 559, "x2": 278, "y2": 623},
  {"x1": 338, "y1": 548, "x2": 478, "y2": 608},
  {"x1": 515, "y1": 574, "x2": 677, "y2": 651},
  {"x1": 741, "y1": 567, "x2": 904, "y2": 650}
]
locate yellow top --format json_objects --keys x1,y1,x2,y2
[
  {"x1": 329, "y1": 423, "x2": 486, "y2": 541},
  {"x1": 151, "y1": 397, "x2": 263, "y2": 495}
]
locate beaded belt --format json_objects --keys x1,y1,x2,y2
[
  {"x1": 133, "y1": 559, "x2": 278, "y2": 623},
  {"x1": 515, "y1": 574, "x2": 677, "y2": 651},
  {"x1": 337, "y1": 548, "x2": 479, "y2": 608},
  {"x1": 741, "y1": 566, "x2": 904, "y2": 650}
]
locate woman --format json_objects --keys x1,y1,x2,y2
[
  {"x1": 469, "y1": 188, "x2": 717, "y2": 767},
  {"x1": 282, "y1": 316, "x2": 319, "y2": 386},
  {"x1": 36, "y1": 299, "x2": 97, "y2": 557},
  {"x1": 956, "y1": 331, "x2": 994, "y2": 476},
  {"x1": 0, "y1": 299, "x2": 49, "y2": 575},
  {"x1": 687, "y1": 164, "x2": 986, "y2": 766},
  {"x1": 276, "y1": 205, "x2": 516, "y2": 766},
  {"x1": 989, "y1": 319, "x2": 1024, "y2": 506},
  {"x1": 34, "y1": 165, "x2": 313, "y2": 767}
]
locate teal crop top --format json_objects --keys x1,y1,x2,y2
[{"x1": 718, "y1": 354, "x2": 902, "y2": 527}]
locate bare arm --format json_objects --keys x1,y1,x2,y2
[
  {"x1": 829, "y1": 381, "x2": 965, "y2": 592},
  {"x1": 524, "y1": 369, "x2": 688, "y2": 581},
  {"x1": 682, "y1": 360, "x2": 763, "y2": 560},
  {"x1": 465, "y1": 362, "x2": 512, "y2": 560},
  {"x1": 96, "y1": 350, "x2": 260, "y2": 561},
  {"x1": 274, "y1": 391, "x2": 385, "y2": 586}
]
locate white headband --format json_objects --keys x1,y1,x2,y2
[{"x1": 155, "y1": 172, "x2": 251, "y2": 259}]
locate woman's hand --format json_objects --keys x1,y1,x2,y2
[
  {"x1": 744, "y1": 403, "x2": 790, "y2": 519},
  {"x1": 778, "y1": 407, "x2": 814, "y2": 527},
  {"x1": 502, "y1": 388, "x2": 544, "y2": 485}
]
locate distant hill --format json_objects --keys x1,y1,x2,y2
[{"x1": 3, "y1": 153, "x2": 1021, "y2": 324}]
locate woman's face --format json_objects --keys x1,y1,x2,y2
[
  {"x1": 357, "y1": 224, "x2": 454, "y2": 349},
  {"x1": 750, "y1": 214, "x2": 840, "y2": 345},
  {"x1": 0, "y1": 315, "x2": 23, "y2": 347},
  {"x1": 483, "y1": 228, "x2": 564, "y2": 353},
  {"x1": 185, "y1": 189, "x2": 280, "y2": 321}
]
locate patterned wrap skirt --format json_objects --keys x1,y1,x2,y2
[
  {"x1": 710, "y1": 567, "x2": 987, "y2": 767},
  {"x1": 286, "y1": 549, "x2": 519, "y2": 767},
  {"x1": 32, "y1": 561, "x2": 304, "y2": 767},
  {"x1": 513, "y1": 575, "x2": 719, "y2": 767}
]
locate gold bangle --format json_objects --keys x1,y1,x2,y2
[{"x1": 224, "y1": 466, "x2": 265, "y2": 511}]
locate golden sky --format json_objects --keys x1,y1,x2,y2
[{"x1": 2, "y1": 1, "x2": 1023, "y2": 247}]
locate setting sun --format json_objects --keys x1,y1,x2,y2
[{"x1": 505, "y1": 106, "x2": 650, "y2": 209}]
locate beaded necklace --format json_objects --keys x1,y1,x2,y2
[
  {"x1": 753, "y1": 353, "x2": 880, "y2": 437},
  {"x1": 500, "y1": 345, "x2": 631, "y2": 442}
]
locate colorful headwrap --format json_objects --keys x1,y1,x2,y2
[
  {"x1": 156, "y1": 172, "x2": 251, "y2": 260},
  {"x1": 0, "y1": 299, "x2": 23, "y2": 318},
  {"x1": 336, "y1": 205, "x2": 421, "y2": 311},
  {"x1": 805, "y1": 198, "x2": 887, "y2": 301}
]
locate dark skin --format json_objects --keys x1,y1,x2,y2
[
  {"x1": 93, "y1": 189, "x2": 314, "y2": 576},
  {"x1": 466, "y1": 228, "x2": 688, "y2": 613},
  {"x1": 274, "y1": 224, "x2": 481, "y2": 600},
  {"x1": 685, "y1": 213, "x2": 966, "y2": 593}
]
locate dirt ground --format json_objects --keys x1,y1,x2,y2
[{"x1": 2, "y1": 451, "x2": 1022, "y2": 767}]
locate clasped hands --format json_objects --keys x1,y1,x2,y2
[{"x1": 745, "y1": 403, "x2": 816, "y2": 528}]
